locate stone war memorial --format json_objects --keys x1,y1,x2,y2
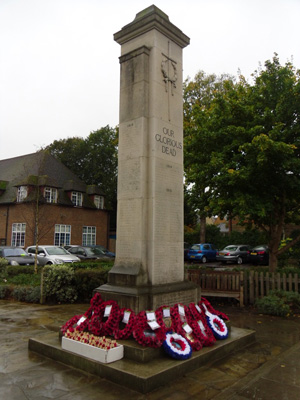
[
  {"x1": 96, "y1": 5, "x2": 199, "y2": 312},
  {"x1": 29, "y1": 6, "x2": 255, "y2": 393}
]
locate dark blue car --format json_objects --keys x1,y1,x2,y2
[{"x1": 187, "y1": 243, "x2": 217, "y2": 263}]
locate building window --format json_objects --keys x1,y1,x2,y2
[
  {"x1": 82, "y1": 226, "x2": 96, "y2": 246},
  {"x1": 44, "y1": 187, "x2": 57, "y2": 203},
  {"x1": 94, "y1": 195, "x2": 104, "y2": 209},
  {"x1": 71, "y1": 191, "x2": 83, "y2": 207},
  {"x1": 17, "y1": 186, "x2": 28, "y2": 202},
  {"x1": 11, "y1": 223, "x2": 26, "y2": 246},
  {"x1": 54, "y1": 224, "x2": 71, "y2": 246}
]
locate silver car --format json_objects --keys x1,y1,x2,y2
[
  {"x1": 216, "y1": 244, "x2": 251, "y2": 265},
  {"x1": 26, "y1": 245, "x2": 80, "y2": 265}
]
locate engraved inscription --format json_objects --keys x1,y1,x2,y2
[{"x1": 155, "y1": 126, "x2": 182, "y2": 157}]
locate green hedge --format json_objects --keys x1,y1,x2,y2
[{"x1": 0, "y1": 262, "x2": 112, "y2": 304}]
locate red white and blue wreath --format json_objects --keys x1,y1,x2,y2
[
  {"x1": 204, "y1": 308, "x2": 229, "y2": 340},
  {"x1": 163, "y1": 332, "x2": 192, "y2": 360},
  {"x1": 200, "y1": 297, "x2": 229, "y2": 321}
]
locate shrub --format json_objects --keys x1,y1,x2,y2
[
  {"x1": 0, "y1": 257, "x2": 8, "y2": 272},
  {"x1": 12, "y1": 286, "x2": 41, "y2": 303},
  {"x1": 73, "y1": 268, "x2": 110, "y2": 302},
  {"x1": 73, "y1": 259, "x2": 114, "y2": 270},
  {"x1": 268, "y1": 290, "x2": 300, "y2": 310},
  {"x1": 255, "y1": 295, "x2": 290, "y2": 317},
  {"x1": 5, "y1": 265, "x2": 41, "y2": 277},
  {"x1": 43, "y1": 265, "x2": 78, "y2": 303},
  {"x1": 0, "y1": 285, "x2": 11, "y2": 299},
  {"x1": 5, "y1": 273, "x2": 41, "y2": 286},
  {"x1": 255, "y1": 289, "x2": 300, "y2": 317}
]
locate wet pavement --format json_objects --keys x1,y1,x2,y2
[{"x1": 0, "y1": 299, "x2": 300, "y2": 399}]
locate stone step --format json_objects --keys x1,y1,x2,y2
[{"x1": 28, "y1": 327, "x2": 255, "y2": 394}]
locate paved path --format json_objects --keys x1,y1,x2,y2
[{"x1": 0, "y1": 300, "x2": 300, "y2": 399}]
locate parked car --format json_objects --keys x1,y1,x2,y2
[
  {"x1": 184, "y1": 242, "x2": 191, "y2": 261},
  {"x1": 64, "y1": 245, "x2": 114, "y2": 260},
  {"x1": 26, "y1": 245, "x2": 80, "y2": 265},
  {"x1": 65, "y1": 245, "x2": 115, "y2": 258},
  {"x1": 0, "y1": 246, "x2": 36, "y2": 266},
  {"x1": 87, "y1": 245, "x2": 115, "y2": 258},
  {"x1": 250, "y1": 245, "x2": 269, "y2": 265},
  {"x1": 187, "y1": 243, "x2": 217, "y2": 263},
  {"x1": 217, "y1": 244, "x2": 251, "y2": 265}
]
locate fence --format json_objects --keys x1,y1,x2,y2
[{"x1": 187, "y1": 269, "x2": 300, "y2": 306}]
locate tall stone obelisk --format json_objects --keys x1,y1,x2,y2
[{"x1": 97, "y1": 5, "x2": 199, "y2": 312}]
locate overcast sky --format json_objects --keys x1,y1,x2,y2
[{"x1": 1, "y1": 0, "x2": 299, "y2": 160}]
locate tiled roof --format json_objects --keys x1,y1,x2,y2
[{"x1": 0, "y1": 151, "x2": 99, "y2": 207}]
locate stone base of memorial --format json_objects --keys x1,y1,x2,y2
[
  {"x1": 61, "y1": 337, "x2": 124, "y2": 364},
  {"x1": 97, "y1": 279, "x2": 200, "y2": 314}
]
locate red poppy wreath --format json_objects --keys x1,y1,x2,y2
[
  {"x1": 171, "y1": 304, "x2": 202, "y2": 351},
  {"x1": 188, "y1": 303, "x2": 216, "y2": 347},
  {"x1": 88, "y1": 300, "x2": 120, "y2": 337},
  {"x1": 113, "y1": 308, "x2": 136, "y2": 340},
  {"x1": 133, "y1": 310, "x2": 166, "y2": 348}
]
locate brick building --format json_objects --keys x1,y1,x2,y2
[{"x1": 0, "y1": 151, "x2": 110, "y2": 249}]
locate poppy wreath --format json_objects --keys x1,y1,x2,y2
[
  {"x1": 61, "y1": 314, "x2": 82, "y2": 335},
  {"x1": 205, "y1": 312, "x2": 229, "y2": 340},
  {"x1": 155, "y1": 306, "x2": 176, "y2": 332},
  {"x1": 133, "y1": 310, "x2": 166, "y2": 348},
  {"x1": 83, "y1": 292, "x2": 103, "y2": 319},
  {"x1": 75, "y1": 315, "x2": 91, "y2": 332},
  {"x1": 200, "y1": 297, "x2": 229, "y2": 321},
  {"x1": 163, "y1": 332, "x2": 192, "y2": 360},
  {"x1": 188, "y1": 303, "x2": 216, "y2": 347},
  {"x1": 170, "y1": 304, "x2": 202, "y2": 351},
  {"x1": 113, "y1": 308, "x2": 136, "y2": 340},
  {"x1": 96, "y1": 300, "x2": 120, "y2": 336}
]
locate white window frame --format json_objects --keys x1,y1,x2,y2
[
  {"x1": 44, "y1": 187, "x2": 57, "y2": 203},
  {"x1": 17, "y1": 186, "x2": 28, "y2": 202},
  {"x1": 11, "y1": 223, "x2": 26, "y2": 246},
  {"x1": 71, "y1": 191, "x2": 83, "y2": 207},
  {"x1": 94, "y1": 195, "x2": 104, "y2": 209},
  {"x1": 82, "y1": 226, "x2": 96, "y2": 246},
  {"x1": 54, "y1": 224, "x2": 71, "y2": 246}
]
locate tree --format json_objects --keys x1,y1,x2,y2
[
  {"x1": 183, "y1": 71, "x2": 236, "y2": 241},
  {"x1": 184, "y1": 55, "x2": 300, "y2": 271},
  {"x1": 45, "y1": 125, "x2": 118, "y2": 227}
]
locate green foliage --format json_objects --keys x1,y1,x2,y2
[
  {"x1": 0, "y1": 285, "x2": 11, "y2": 299},
  {"x1": 0, "y1": 262, "x2": 112, "y2": 303},
  {"x1": 12, "y1": 286, "x2": 41, "y2": 303},
  {"x1": 0, "y1": 257, "x2": 8, "y2": 272},
  {"x1": 255, "y1": 290, "x2": 300, "y2": 316},
  {"x1": 74, "y1": 268, "x2": 110, "y2": 302},
  {"x1": 269, "y1": 290, "x2": 300, "y2": 308},
  {"x1": 43, "y1": 265, "x2": 78, "y2": 303},
  {"x1": 6, "y1": 273, "x2": 41, "y2": 286},
  {"x1": 5, "y1": 265, "x2": 41, "y2": 277},
  {"x1": 255, "y1": 295, "x2": 290, "y2": 317},
  {"x1": 73, "y1": 260, "x2": 114, "y2": 270}
]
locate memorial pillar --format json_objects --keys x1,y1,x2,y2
[{"x1": 96, "y1": 5, "x2": 199, "y2": 312}]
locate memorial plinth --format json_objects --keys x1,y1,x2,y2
[{"x1": 96, "y1": 5, "x2": 199, "y2": 312}]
